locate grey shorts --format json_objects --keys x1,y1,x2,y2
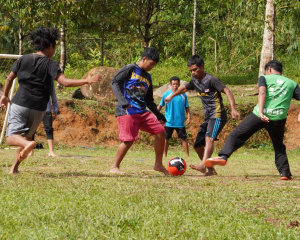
[{"x1": 6, "y1": 104, "x2": 45, "y2": 138}]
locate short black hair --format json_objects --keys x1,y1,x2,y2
[
  {"x1": 30, "y1": 27, "x2": 59, "y2": 51},
  {"x1": 142, "y1": 47, "x2": 160, "y2": 63},
  {"x1": 169, "y1": 76, "x2": 180, "y2": 84},
  {"x1": 187, "y1": 55, "x2": 204, "y2": 68},
  {"x1": 265, "y1": 60, "x2": 283, "y2": 73}
]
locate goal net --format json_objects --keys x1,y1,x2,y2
[{"x1": 0, "y1": 54, "x2": 22, "y2": 144}]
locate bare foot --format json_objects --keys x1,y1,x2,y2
[
  {"x1": 153, "y1": 165, "x2": 169, "y2": 175},
  {"x1": 18, "y1": 141, "x2": 36, "y2": 162},
  {"x1": 205, "y1": 167, "x2": 218, "y2": 176},
  {"x1": 189, "y1": 163, "x2": 206, "y2": 173},
  {"x1": 28, "y1": 150, "x2": 34, "y2": 156},
  {"x1": 48, "y1": 153, "x2": 57, "y2": 157},
  {"x1": 10, "y1": 163, "x2": 20, "y2": 174},
  {"x1": 110, "y1": 167, "x2": 125, "y2": 174}
]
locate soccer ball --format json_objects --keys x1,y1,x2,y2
[{"x1": 167, "y1": 157, "x2": 187, "y2": 176}]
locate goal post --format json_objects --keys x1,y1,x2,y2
[{"x1": 0, "y1": 54, "x2": 22, "y2": 144}]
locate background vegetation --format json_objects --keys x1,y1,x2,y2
[{"x1": 1, "y1": 0, "x2": 300, "y2": 85}]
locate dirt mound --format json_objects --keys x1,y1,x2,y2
[
  {"x1": 29, "y1": 100, "x2": 300, "y2": 150},
  {"x1": 80, "y1": 66, "x2": 119, "y2": 100}
]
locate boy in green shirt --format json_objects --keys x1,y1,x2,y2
[{"x1": 204, "y1": 60, "x2": 300, "y2": 180}]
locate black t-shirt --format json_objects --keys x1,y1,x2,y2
[
  {"x1": 11, "y1": 54, "x2": 61, "y2": 111},
  {"x1": 185, "y1": 72, "x2": 227, "y2": 120}
]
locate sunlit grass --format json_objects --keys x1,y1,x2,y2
[{"x1": 0, "y1": 145, "x2": 299, "y2": 239}]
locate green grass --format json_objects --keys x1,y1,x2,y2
[{"x1": 0, "y1": 145, "x2": 299, "y2": 239}]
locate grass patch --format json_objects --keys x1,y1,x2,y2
[{"x1": 0, "y1": 145, "x2": 299, "y2": 239}]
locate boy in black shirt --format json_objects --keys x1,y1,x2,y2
[
  {"x1": 164, "y1": 55, "x2": 240, "y2": 176},
  {"x1": 0, "y1": 27, "x2": 101, "y2": 174}
]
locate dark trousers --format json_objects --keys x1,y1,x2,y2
[
  {"x1": 42, "y1": 112, "x2": 54, "y2": 140},
  {"x1": 219, "y1": 113, "x2": 290, "y2": 175}
]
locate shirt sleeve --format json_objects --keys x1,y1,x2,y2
[
  {"x1": 293, "y1": 85, "x2": 300, "y2": 100},
  {"x1": 258, "y1": 76, "x2": 267, "y2": 87},
  {"x1": 185, "y1": 81, "x2": 195, "y2": 91},
  {"x1": 111, "y1": 65, "x2": 132, "y2": 108},
  {"x1": 210, "y1": 77, "x2": 226, "y2": 92}
]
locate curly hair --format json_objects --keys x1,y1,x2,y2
[{"x1": 30, "y1": 27, "x2": 59, "y2": 51}]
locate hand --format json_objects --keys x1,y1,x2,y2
[
  {"x1": 164, "y1": 95, "x2": 172, "y2": 104},
  {"x1": 231, "y1": 109, "x2": 240, "y2": 120},
  {"x1": 53, "y1": 108, "x2": 59, "y2": 115},
  {"x1": 0, "y1": 96, "x2": 11, "y2": 108},
  {"x1": 88, "y1": 74, "x2": 102, "y2": 84},
  {"x1": 186, "y1": 118, "x2": 190, "y2": 126},
  {"x1": 259, "y1": 112, "x2": 269, "y2": 122}
]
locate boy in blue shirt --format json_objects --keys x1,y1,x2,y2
[{"x1": 158, "y1": 76, "x2": 191, "y2": 157}]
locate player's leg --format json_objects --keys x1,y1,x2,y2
[
  {"x1": 205, "y1": 113, "x2": 264, "y2": 168},
  {"x1": 140, "y1": 112, "x2": 169, "y2": 175},
  {"x1": 111, "y1": 141, "x2": 134, "y2": 174},
  {"x1": 42, "y1": 112, "x2": 56, "y2": 157},
  {"x1": 6, "y1": 104, "x2": 44, "y2": 173},
  {"x1": 7, "y1": 135, "x2": 35, "y2": 174},
  {"x1": 266, "y1": 119, "x2": 292, "y2": 180},
  {"x1": 164, "y1": 127, "x2": 174, "y2": 157},
  {"x1": 189, "y1": 122, "x2": 206, "y2": 173},
  {"x1": 200, "y1": 118, "x2": 226, "y2": 175},
  {"x1": 110, "y1": 114, "x2": 139, "y2": 174},
  {"x1": 177, "y1": 127, "x2": 189, "y2": 157}
]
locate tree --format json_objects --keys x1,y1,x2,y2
[{"x1": 259, "y1": 0, "x2": 275, "y2": 76}]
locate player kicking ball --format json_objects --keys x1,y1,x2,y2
[{"x1": 204, "y1": 60, "x2": 300, "y2": 180}]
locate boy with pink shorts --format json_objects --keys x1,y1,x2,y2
[{"x1": 111, "y1": 47, "x2": 169, "y2": 175}]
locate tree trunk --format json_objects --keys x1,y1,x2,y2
[
  {"x1": 18, "y1": 21, "x2": 22, "y2": 55},
  {"x1": 192, "y1": 0, "x2": 197, "y2": 55},
  {"x1": 58, "y1": 20, "x2": 66, "y2": 89},
  {"x1": 259, "y1": 0, "x2": 275, "y2": 76}
]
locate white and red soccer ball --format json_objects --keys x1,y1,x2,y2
[{"x1": 167, "y1": 157, "x2": 187, "y2": 176}]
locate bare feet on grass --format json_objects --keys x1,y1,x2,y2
[
  {"x1": 205, "y1": 167, "x2": 218, "y2": 176},
  {"x1": 189, "y1": 163, "x2": 206, "y2": 173},
  {"x1": 48, "y1": 152, "x2": 57, "y2": 157},
  {"x1": 153, "y1": 165, "x2": 169, "y2": 175},
  {"x1": 18, "y1": 141, "x2": 36, "y2": 162},
  {"x1": 10, "y1": 141, "x2": 35, "y2": 174},
  {"x1": 110, "y1": 167, "x2": 125, "y2": 174}
]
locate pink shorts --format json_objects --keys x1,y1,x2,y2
[{"x1": 117, "y1": 112, "x2": 165, "y2": 142}]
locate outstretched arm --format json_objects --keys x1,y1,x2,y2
[
  {"x1": 0, "y1": 71, "x2": 17, "y2": 108},
  {"x1": 164, "y1": 85, "x2": 188, "y2": 104},
  {"x1": 56, "y1": 73, "x2": 101, "y2": 87},
  {"x1": 222, "y1": 87, "x2": 240, "y2": 120}
]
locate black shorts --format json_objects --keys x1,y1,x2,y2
[
  {"x1": 193, "y1": 118, "x2": 226, "y2": 148},
  {"x1": 165, "y1": 126, "x2": 187, "y2": 140}
]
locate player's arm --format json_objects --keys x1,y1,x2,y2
[
  {"x1": 157, "y1": 105, "x2": 163, "y2": 111},
  {"x1": 56, "y1": 72, "x2": 101, "y2": 87},
  {"x1": 185, "y1": 107, "x2": 191, "y2": 125},
  {"x1": 164, "y1": 85, "x2": 188, "y2": 104},
  {"x1": 0, "y1": 71, "x2": 17, "y2": 108},
  {"x1": 257, "y1": 76, "x2": 269, "y2": 122},
  {"x1": 222, "y1": 87, "x2": 240, "y2": 120},
  {"x1": 111, "y1": 68, "x2": 131, "y2": 108},
  {"x1": 146, "y1": 85, "x2": 166, "y2": 122}
]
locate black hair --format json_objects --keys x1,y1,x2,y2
[
  {"x1": 169, "y1": 76, "x2": 180, "y2": 84},
  {"x1": 187, "y1": 55, "x2": 204, "y2": 68},
  {"x1": 142, "y1": 47, "x2": 160, "y2": 63},
  {"x1": 30, "y1": 27, "x2": 59, "y2": 51},
  {"x1": 264, "y1": 60, "x2": 283, "y2": 73}
]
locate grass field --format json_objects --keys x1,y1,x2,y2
[{"x1": 0, "y1": 144, "x2": 299, "y2": 239}]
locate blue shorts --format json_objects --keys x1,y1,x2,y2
[
  {"x1": 193, "y1": 118, "x2": 226, "y2": 148},
  {"x1": 6, "y1": 104, "x2": 45, "y2": 138}
]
